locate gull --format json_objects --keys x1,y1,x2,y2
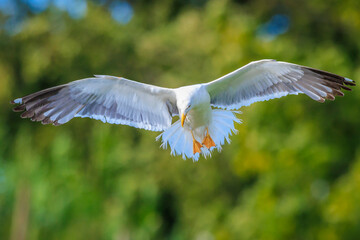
[{"x1": 11, "y1": 60, "x2": 355, "y2": 160}]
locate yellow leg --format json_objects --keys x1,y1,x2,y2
[
  {"x1": 202, "y1": 128, "x2": 216, "y2": 149},
  {"x1": 191, "y1": 131, "x2": 203, "y2": 154}
]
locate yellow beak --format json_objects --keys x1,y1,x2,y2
[{"x1": 181, "y1": 113, "x2": 187, "y2": 127}]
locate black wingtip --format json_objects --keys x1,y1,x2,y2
[
  {"x1": 11, "y1": 98, "x2": 22, "y2": 104},
  {"x1": 344, "y1": 78, "x2": 356, "y2": 86},
  {"x1": 13, "y1": 105, "x2": 26, "y2": 112}
]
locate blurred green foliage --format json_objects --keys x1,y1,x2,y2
[{"x1": 1, "y1": 0, "x2": 360, "y2": 239}]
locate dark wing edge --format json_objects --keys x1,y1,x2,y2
[
  {"x1": 300, "y1": 66, "x2": 355, "y2": 102},
  {"x1": 11, "y1": 85, "x2": 70, "y2": 125}
]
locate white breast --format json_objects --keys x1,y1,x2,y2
[{"x1": 185, "y1": 103, "x2": 212, "y2": 130}]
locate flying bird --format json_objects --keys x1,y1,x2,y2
[{"x1": 11, "y1": 60, "x2": 355, "y2": 160}]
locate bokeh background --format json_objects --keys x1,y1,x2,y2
[{"x1": 1, "y1": 0, "x2": 360, "y2": 239}]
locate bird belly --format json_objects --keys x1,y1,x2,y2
[{"x1": 185, "y1": 104, "x2": 212, "y2": 130}]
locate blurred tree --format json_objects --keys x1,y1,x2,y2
[{"x1": 0, "y1": 0, "x2": 359, "y2": 240}]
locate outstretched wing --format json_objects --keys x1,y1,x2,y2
[
  {"x1": 12, "y1": 75, "x2": 178, "y2": 131},
  {"x1": 205, "y1": 60, "x2": 355, "y2": 109}
]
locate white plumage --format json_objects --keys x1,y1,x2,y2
[{"x1": 12, "y1": 60, "x2": 355, "y2": 160}]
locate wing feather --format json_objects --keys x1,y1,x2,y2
[
  {"x1": 12, "y1": 76, "x2": 178, "y2": 131},
  {"x1": 205, "y1": 60, "x2": 355, "y2": 109}
]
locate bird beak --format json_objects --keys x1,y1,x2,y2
[{"x1": 181, "y1": 113, "x2": 187, "y2": 127}]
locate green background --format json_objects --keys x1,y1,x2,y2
[{"x1": 1, "y1": 0, "x2": 359, "y2": 239}]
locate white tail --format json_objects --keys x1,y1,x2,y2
[{"x1": 156, "y1": 109, "x2": 241, "y2": 161}]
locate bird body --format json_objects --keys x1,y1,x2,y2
[{"x1": 12, "y1": 60, "x2": 355, "y2": 160}]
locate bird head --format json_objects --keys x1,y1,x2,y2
[{"x1": 176, "y1": 85, "x2": 209, "y2": 128}]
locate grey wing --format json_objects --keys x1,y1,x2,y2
[
  {"x1": 205, "y1": 60, "x2": 355, "y2": 109},
  {"x1": 12, "y1": 75, "x2": 178, "y2": 131}
]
